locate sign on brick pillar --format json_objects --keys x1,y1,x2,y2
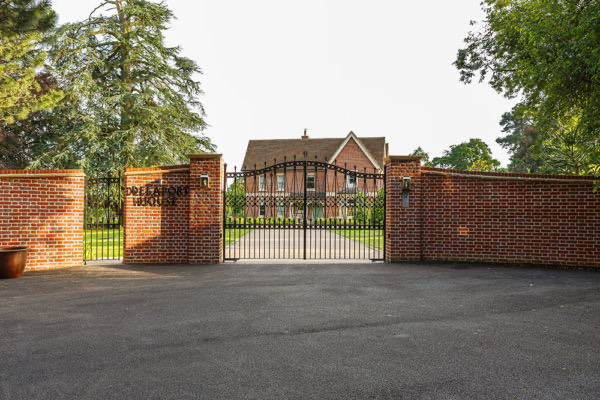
[
  {"x1": 188, "y1": 154, "x2": 224, "y2": 264},
  {"x1": 384, "y1": 156, "x2": 423, "y2": 263}
]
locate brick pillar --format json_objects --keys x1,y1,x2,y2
[
  {"x1": 385, "y1": 156, "x2": 422, "y2": 263},
  {"x1": 188, "y1": 154, "x2": 224, "y2": 264}
]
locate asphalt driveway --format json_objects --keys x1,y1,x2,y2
[{"x1": 0, "y1": 262, "x2": 599, "y2": 399}]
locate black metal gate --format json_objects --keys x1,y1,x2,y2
[
  {"x1": 223, "y1": 157, "x2": 385, "y2": 260},
  {"x1": 84, "y1": 175, "x2": 123, "y2": 262}
]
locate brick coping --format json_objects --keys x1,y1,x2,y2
[
  {"x1": 383, "y1": 155, "x2": 422, "y2": 164},
  {"x1": 422, "y1": 167, "x2": 598, "y2": 183},
  {"x1": 0, "y1": 169, "x2": 84, "y2": 178},
  {"x1": 189, "y1": 153, "x2": 223, "y2": 159},
  {"x1": 124, "y1": 164, "x2": 190, "y2": 176}
]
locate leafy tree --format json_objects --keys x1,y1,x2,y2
[
  {"x1": 0, "y1": 0, "x2": 57, "y2": 35},
  {"x1": 431, "y1": 138, "x2": 501, "y2": 171},
  {"x1": 535, "y1": 111, "x2": 595, "y2": 175},
  {"x1": 37, "y1": 0, "x2": 214, "y2": 173},
  {"x1": 371, "y1": 187, "x2": 384, "y2": 223},
  {"x1": 410, "y1": 146, "x2": 431, "y2": 165},
  {"x1": 226, "y1": 180, "x2": 245, "y2": 217},
  {"x1": 455, "y1": 0, "x2": 600, "y2": 176},
  {"x1": 0, "y1": 73, "x2": 62, "y2": 168},
  {"x1": 352, "y1": 191, "x2": 368, "y2": 222},
  {"x1": 0, "y1": 1, "x2": 62, "y2": 166},
  {"x1": 0, "y1": 33, "x2": 63, "y2": 125},
  {"x1": 496, "y1": 109, "x2": 543, "y2": 173},
  {"x1": 0, "y1": 0, "x2": 62, "y2": 126}
]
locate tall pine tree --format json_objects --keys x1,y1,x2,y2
[
  {"x1": 0, "y1": 0, "x2": 62, "y2": 126},
  {"x1": 39, "y1": 0, "x2": 213, "y2": 173}
]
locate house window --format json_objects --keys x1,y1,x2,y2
[
  {"x1": 346, "y1": 173, "x2": 356, "y2": 189},
  {"x1": 306, "y1": 174, "x2": 315, "y2": 191},
  {"x1": 259, "y1": 175, "x2": 265, "y2": 191},
  {"x1": 259, "y1": 201, "x2": 266, "y2": 218},
  {"x1": 277, "y1": 175, "x2": 285, "y2": 191},
  {"x1": 277, "y1": 200, "x2": 285, "y2": 218}
]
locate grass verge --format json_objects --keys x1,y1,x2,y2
[
  {"x1": 224, "y1": 229, "x2": 253, "y2": 246},
  {"x1": 84, "y1": 228, "x2": 253, "y2": 260},
  {"x1": 329, "y1": 229, "x2": 383, "y2": 250}
]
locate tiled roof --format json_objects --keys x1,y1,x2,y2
[{"x1": 242, "y1": 135, "x2": 386, "y2": 170}]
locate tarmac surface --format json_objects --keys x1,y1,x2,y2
[{"x1": 0, "y1": 261, "x2": 599, "y2": 399}]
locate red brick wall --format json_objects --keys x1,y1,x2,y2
[
  {"x1": 385, "y1": 157, "x2": 422, "y2": 262},
  {"x1": 189, "y1": 154, "x2": 224, "y2": 264},
  {"x1": 123, "y1": 165, "x2": 190, "y2": 264},
  {"x1": 123, "y1": 154, "x2": 224, "y2": 265},
  {"x1": 385, "y1": 158, "x2": 600, "y2": 267},
  {"x1": 0, "y1": 169, "x2": 84, "y2": 271}
]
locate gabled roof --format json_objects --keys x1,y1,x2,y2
[
  {"x1": 327, "y1": 132, "x2": 382, "y2": 170},
  {"x1": 242, "y1": 132, "x2": 386, "y2": 170}
]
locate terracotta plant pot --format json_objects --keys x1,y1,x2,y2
[{"x1": 0, "y1": 246, "x2": 29, "y2": 279}]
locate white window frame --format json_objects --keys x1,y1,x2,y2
[
  {"x1": 258, "y1": 200, "x2": 266, "y2": 218},
  {"x1": 346, "y1": 172, "x2": 357, "y2": 189},
  {"x1": 258, "y1": 175, "x2": 266, "y2": 191},
  {"x1": 277, "y1": 174, "x2": 285, "y2": 191},
  {"x1": 277, "y1": 200, "x2": 285, "y2": 218},
  {"x1": 306, "y1": 174, "x2": 315, "y2": 191}
]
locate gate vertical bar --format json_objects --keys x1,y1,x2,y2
[
  {"x1": 303, "y1": 154, "x2": 307, "y2": 260},
  {"x1": 222, "y1": 163, "x2": 227, "y2": 260},
  {"x1": 383, "y1": 165, "x2": 387, "y2": 261}
]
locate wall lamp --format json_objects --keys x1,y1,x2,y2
[
  {"x1": 402, "y1": 176, "x2": 411, "y2": 191},
  {"x1": 200, "y1": 174, "x2": 209, "y2": 188}
]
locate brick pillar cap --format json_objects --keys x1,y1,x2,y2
[
  {"x1": 188, "y1": 153, "x2": 223, "y2": 160},
  {"x1": 384, "y1": 155, "x2": 422, "y2": 165}
]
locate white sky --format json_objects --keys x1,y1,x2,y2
[{"x1": 53, "y1": 0, "x2": 515, "y2": 168}]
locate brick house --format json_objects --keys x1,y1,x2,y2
[{"x1": 239, "y1": 130, "x2": 388, "y2": 220}]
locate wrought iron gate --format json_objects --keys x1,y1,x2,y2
[
  {"x1": 84, "y1": 175, "x2": 123, "y2": 261},
  {"x1": 223, "y1": 157, "x2": 385, "y2": 260}
]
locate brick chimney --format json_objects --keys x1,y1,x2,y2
[{"x1": 301, "y1": 129, "x2": 309, "y2": 140}]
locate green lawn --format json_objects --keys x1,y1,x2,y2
[
  {"x1": 329, "y1": 229, "x2": 384, "y2": 250},
  {"x1": 85, "y1": 228, "x2": 124, "y2": 260},
  {"x1": 224, "y1": 228, "x2": 253, "y2": 246},
  {"x1": 84, "y1": 227, "x2": 251, "y2": 260}
]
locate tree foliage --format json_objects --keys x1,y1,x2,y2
[
  {"x1": 0, "y1": 33, "x2": 63, "y2": 125},
  {"x1": 535, "y1": 110, "x2": 595, "y2": 175},
  {"x1": 0, "y1": 73, "x2": 63, "y2": 168},
  {"x1": 371, "y1": 188, "x2": 384, "y2": 223},
  {"x1": 410, "y1": 146, "x2": 431, "y2": 165},
  {"x1": 33, "y1": 0, "x2": 214, "y2": 173},
  {"x1": 455, "y1": 0, "x2": 600, "y2": 176},
  {"x1": 496, "y1": 109, "x2": 543, "y2": 173},
  {"x1": 226, "y1": 180, "x2": 245, "y2": 217},
  {"x1": 431, "y1": 138, "x2": 501, "y2": 171},
  {"x1": 0, "y1": 0, "x2": 57, "y2": 35},
  {"x1": 0, "y1": 0, "x2": 62, "y2": 128}
]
